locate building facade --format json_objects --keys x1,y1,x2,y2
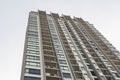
[{"x1": 20, "y1": 10, "x2": 120, "y2": 80}]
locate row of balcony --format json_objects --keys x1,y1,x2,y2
[
  {"x1": 78, "y1": 19, "x2": 120, "y2": 79},
  {"x1": 55, "y1": 17, "x2": 85, "y2": 79},
  {"x1": 39, "y1": 12, "x2": 62, "y2": 80},
  {"x1": 85, "y1": 24, "x2": 120, "y2": 73},
  {"x1": 71, "y1": 19, "x2": 113, "y2": 78}
]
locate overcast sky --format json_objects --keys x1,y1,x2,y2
[{"x1": 0, "y1": 0, "x2": 120, "y2": 80}]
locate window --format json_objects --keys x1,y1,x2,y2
[
  {"x1": 104, "y1": 61, "x2": 111, "y2": 65},
  {"x1": 63, "y1": 73, "x2": 71, "y2": 78},
  {"x1": 81, "y1": 67, "x2": 85, "y2": 71},
  {"x1": 25, "y1": 68, "x2": 41, "y2": 75},
  {"x1": 60, "y1": 66, "x2": 69, "y2": 71},
  {"x1": 59, "y1": 60, "x2": 67, "y2": 64},
  {"x1": 57, "y1": 54, "x2": 65, "y2": 59},
  {"x1": 108, "y1": 66, "x2": 114, "y2": 71},
  {"x1": 84, "y1": 59, "x2": 89, "y2": 63},
  {"x1": 27, "y1": 41, "x2": 39, "y2": 46},
  {"x1": 26, "y1": 61, "x2": 40, "y2": 67},
  {"x1": 75, "y1": 56, "x2": 80, "y2": 60},
  {"x1": 54, "y1": 45, "x2": 61, "y2": 49},
  {"x1": 91, "y1": 71, "x2": 96, "y2": 76},
  {"x1": 29, "y1": 16, "x2": 37, "y2": 19},
  {"x1": 27, "y1": 45, "x2": 39, "y2": 50},
  {"x1": 28, "y1": 27, "x2": 38, "y2": 31},
  {"x1": 28, "y1": 30, "x2": 38, "y2": 34},
  {"x1": 24, "y1": 76, "x2": 41, "y2": 80},
  {"x1": 84, "y1": 74, "x2": 89, "y2": 79},
  {"x1": 29, "y1": 21, "x2": 37, "y2": 25},
  {"x1": 26, "y1": 55, "x2": 40, "y2": 60},
  {"x1": 101, "y1": 76, "x2": 106, "y2": 80},
  {"x1": 48, "y1": 20, "x2": 52, "y2": 23},
  {"x1": 28, "y1": 37, "x2": 38, "y2": 41},
  {"x1": 53, "y1": 37, "x2": 58, "y2": 40},
  {"x1": 100, "y1": 56, "x2": 106, "y2": 60},
  {"x1": 28, "y1": 34, "x2": 38, "y2": 37},
  {"x1": 87, "y1": 65, "x2": 92, "y2": 69},
  {"x1": 56, "y1": 50, "x2": 63, "y2": 54},
  {"x1": 112, "y1": 73, "x2": 120, "y2": 78},
  {"x1": 26, "y1": 50, "x2": 39, "y2": 55}
]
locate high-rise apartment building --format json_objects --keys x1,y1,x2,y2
[{"x1": 21, "y1": 10, "x2": 120, "y2": 80}]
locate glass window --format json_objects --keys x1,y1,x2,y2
[
  {"x1": 26, "y1": 50, "x2": 39, "y2": 55},
  {"x1": 29, "y1": 22, "x2": 37, "y2": 25},
  {"x1": 112, "y1": 73, "x2": 119, "y2": 77},
  {"x1": 84, "y1": 74, "x2": 89, "y2": 79},
  {"x1": 24, "y1": 76, "x2": 41, "y2": 80},
  {"x1": 63, "y1": 73, "x2": 71, "y2": 78},
  {"x1": 59, "y1": 60, "x2": 67, "y2": 64},
  {"x1": 54, "y1": 45, "x2": 61, "y2": 49},
  {"x1": 60, "y1": 66, "x2": 69, "y2": 71},
  {"x1": 26, "y1": 61, "x2": 40, "y2": 67},
  {"x1": 101, "y1": 76, "x2": 106, "y2": 80},
  {"x1": 26, "y1": 55, "x2": 40, "y2": 60},
  {"x1": 57, "y1": 54, "x2": 65, "y2": 59},
  {"x1": 28, "y1": 34, "x2": 38, "y2": 37},
  {"x1": 28, "y1": 30, "x2": 38, "y2": 34},
  {"x1": 27, "y1": 45, "x2": 39, "y2": 50},
  {"x1": 29, "y1": 16, "x2": 37, "y2": 19},
  {"x1": 100, "y1": 56, "x2": 106, "y2": 60},
  {"x1": 25, "y1": 68, "x2": 41, "y2": 75},
  {"x1": 27, "y1": 41, "x2": 39, "y2": 46},
  {"x1": 48, "y1": 20, "x2": 52, "y2": 23},
  {"x1": 28, "y1": 37, "x2": 38, "y2": 41},
  {"x1": 104, "y1": 61, "x2": 111, "y2": 65},
  {"x1": 108, "y1": 66, "x2": 114, "y2": 71},
  {"x1": 87, "y1": 65, "x2": 92, "y2": 69},
  {"x1": 28, "y1": 27, "x2": 38, "y2": 31},
  {"x1": 81, "y1": 67, "x2": 85, "y2": 71}
]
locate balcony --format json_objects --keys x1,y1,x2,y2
[
  {"x1": 45, "y1": 66, "x2": 59, "y2": 70},
  {"x1": 66, "y1": 50, "x2": 72, "y2": 53},
  {"x1": 45, "y1": 69, "x2": 61, "y2": 79},
  {"x1": 101, "y1": 70, "x2": 110, "y2": 75},
  {"x1": 117, "y1": 65, "x2": 120, "y2": 69},
  {"x1": 43, "y1": 41, "x2": 53, "y2": 46},
  {"x1": 105, "y1": 75, "x2": 113, "y2": 80},
  {"x1": 73, "y1": 66, "x2": 81, "y2": 72},
  {"x1": 75, "y1": 73, "x2": 83, "y2": 80},
  {"x1": 42, "y1": 34, "x2": 51, "y2": 38},
  {"x1": 41, "y1": 30, "x2": 50, "y2": 34},
  {"x1": 46, "y1": 76, "x2": 61, "y2": 80},
  {"x1": 87, "y1": 48, "x2": 94, "y2": 53},
  {"x1": 63, "y1": 42, "x2": 68, "y2": 45},
  {"x1": 44, "y1": 56, "x2": 57, "y2": 63},
  {"x1": 107, "y1": 55, "x2": 118, "y2": 60},
  {"x1": 84, "y1": 44, "x2": 91, "y2": 48},
  {"x1": 40, "y1": 27, "x2": 49, "y2": 30},
  {"x1": 68, "y1": 55, "x2": 75, "y2": 59},
  {"x1": 43, "y1": 45, "x2": 54, "y2": 51},
  {"x1": 44, "y1": 50, "x2": 55, "y2": 56},
  {"x1": 94, "y1": 58, "x2": 100, "y2": 62},
  {"x1": 97, "y1": 63, "x2": 105, "y2": 68},
  {"x1": 112, "y1": 60, "x2": 120, "y2": 65},
  {"x1": 70, "y1": 60, "x2": 77, "y2": 64}
]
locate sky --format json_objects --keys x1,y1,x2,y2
[{"x1": 0, "y1": 0, "x2": 120, "y2": 80}]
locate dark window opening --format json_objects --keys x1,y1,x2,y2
[
  {"x1": 25, "y1": 68, "x2": 41, "y2": 75},
  {"x1": 63, "y1": 73, "x2": 71, "y2": 78},
  {"x1": 24, "y1": 76, "x2": 41, "y2": 80}
]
